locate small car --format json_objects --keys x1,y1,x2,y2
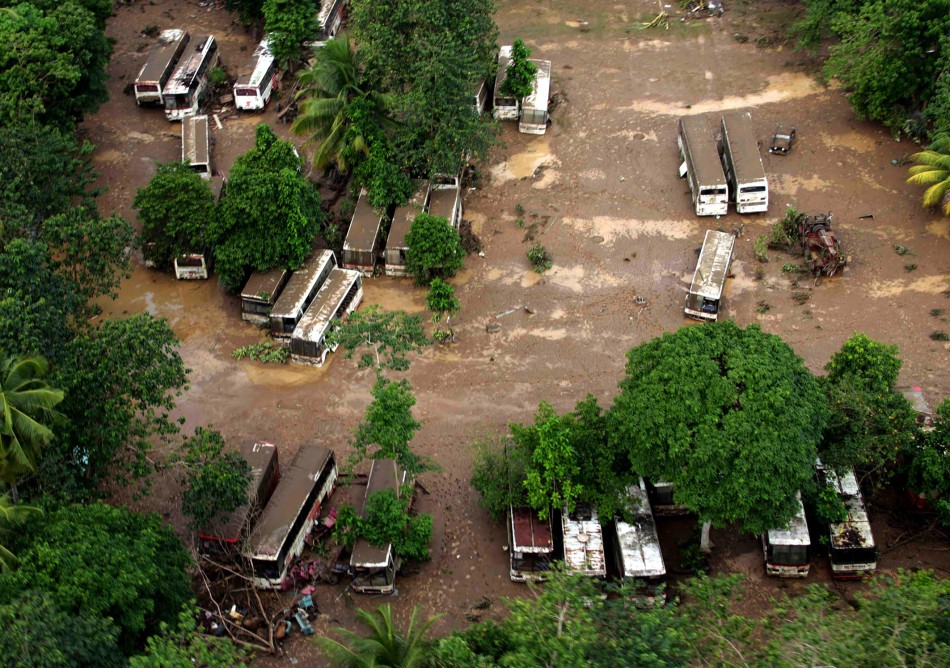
[{"x1": 770, "y1": 126, "x2": 797, "y2": 155}]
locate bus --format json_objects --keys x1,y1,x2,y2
[
  {"x1": 426, "y1": 174, "x2": 462, "y2": 230},
  {"x1": 561, "y1": 503, "x2": 607, "y2": 578},
  {"x1": 678, "y1": 115, "x2": 728, "y2": 217},
  {"x1": 134, "y1": 29, "x2": 189, "y2": 106},
  {"x1": 164, "y1": 35, "x2": 220, "y2": 121},
  {"x1": 181, "y1": 114, "x2": 211, "y2": 179},
  {"x1": 351, "y1": 458, "x2": 409, "y2": 594},
  {"x1": 269, "y1": 250, "x2": 337, "y2": 338},
  {"x1": 519, "y1": 58, "x2": 552, "y2": 135},
  {"x1": 241, "y1": 268, "x2": 291, "y2": 325},
  {"x1": 342, "y1": 189, "x2": 385, "y2": 275},
  {"x1": 290, "y1": 268, "x2": 363, "y2": 366},
  {"x1": 308, "y1": 0, "x2": 348, "y2": 49},
  {"x1": 492, "y1": 46, "x2": 519, "y2": 121},
  {"x1": 720, "y1": 111, "x2": 768, "y2": 214},
  {"x1": 684, "y1": 229, "x2": 735, "y2": 321},
  {"x1": 611, "y1": 479, "x2": 666, "y2": 601},
  {"x1": 821, "y1": 465, "x2": 877, "y2": 579},
  {"x1": 199, "y1": 441, "x2": 280, "y2": 554},
  {"x1": 244, "y1": 444, "x2": 338, "y2": 589},
  {"x1": 762, "y1": 492, "x2": 810, "y2": 577},
  {"x1": 384, "y1": 181, "x2": 428, "y2": 277},
  {"x1": 233, "y1": 39, "x2": 276, "y2": 111},
  {"x1": 508, "y1": 506, "x2": 554, "y2": 582}
]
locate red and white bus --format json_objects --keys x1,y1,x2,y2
[
  {"x1": 233, "y1": 39, "x2": 277, "y2": 111},
  {"x1": 164, "y1": 35, "x2": 220, "y2": 121}
]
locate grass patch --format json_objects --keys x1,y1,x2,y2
[
  {"x1": 756, "y1": 300, "x2": 771, "y2": 314},
  {"x1": 930, "y1": 308, "x2": 945, "y2": 317},
  {"x1": 233, "y1": 341, "x2": 289, "y2": 364},
  {"x1": 894, "y1": 245, "x2": 913, "y2": 256},
  {"x1": 930, "y1": 330, "x2": 949, "y2": 342},
  {"x1": 527, "y1": 243, "x2": 553, "y2": 273},
  {"x1": 904, "y1": 263, "x2": 917, "y2": 272}
]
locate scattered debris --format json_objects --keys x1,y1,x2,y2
[
  {"x1": 858, "y1": 213, "x2": 874, "y2": 219},
  {"x1": 799, "y1": 213, "x2": 846, "y2": 277},
  {"x1": 769, "y1": 126, "x2": 797, "y2": 155},
  {"x1": 495, "y1": 306, "x2": 521, "y2": 319},
  {"x1": 458, "y1": 219, "x2": 483, "y2": 255},
  {"x1": 486, "y1": 323, "x2": 502, "y2": 334}
]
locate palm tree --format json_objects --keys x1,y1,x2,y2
[
  {"x1": 0, "y1": 354, "x2": 64, "y2": 501},
  {"x1": 907, "y1": 133, "x2": 950, "y2": 215},
  {"x1": 0, "y1": 493, "x2": 40, "y2": 571},
  {"x1": 292, "y1": 35, "x2": 395, "y2": 171},
  {"x1": 317, "y1": 604, "x2": 441, "y2": 668}
]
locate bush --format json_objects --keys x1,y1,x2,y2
[
  {"x1": 527, "y1": 243, "x2": 552, "y2": 273},
  {"x1": 405, "y1": 213, "x2": 465, "y2": 285},
  {"x1": 754, "y1": 235, "x2": 769, "y2": 262},
  {"x1": 770, "y1": 207, "x2": 803, "y2": 250},
  {"x1": 232, "y1": 341, "x2": 289, "y2": 363},
  {"x1": 333, "y1": 488, "x2": 433, "y2": 561}
]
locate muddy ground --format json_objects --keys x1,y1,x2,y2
[{"x1": 85, "y1": 0, "x2": 950, "y2": 662}]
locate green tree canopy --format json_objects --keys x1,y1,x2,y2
[
  {"x1": 262, "y1": 0, "x2": 316, "y2": 67},
  {"x1": 350, "y1": 375, "x2": 433, "y2": 475},
  {"x1": 907, "y1": 132, "x2": 950, "y2": 216},
  {"x1": 129, "y1": 607, "x2": 250, "y2": 668},
  {"x1": 905, "y1": 399, "x2": 950, "y2": 526},
  {"x1": 134, "y1": 162, "x2": 216, "y2": 270},
  {"x1": 405, "y1": 213, "x2": 464, "y2": 286},
  {"x1": 327, "y1": 305, "x2": 429, "y2": 371},
  {"x1": 179, "y1": 427, "x2": 251, "y2": 531},
  {"x1": 426, "y1": 278, "x2": 459, "y2": 322},
  {"x1": 211, "y1": 125, "x2": 324, "y2": 292},
  {"x1": 318, "y1": 604, "x2": 440, "y2": 668},
  {"x1": 333, "y1": 487, "x2": 433, "y2": 561},
  {"x1": 501, "y1": 39, "x2": 537, "y2": 100},
  {"x1": 608, "y1": 322, "x2": 827, "y2": 536}
]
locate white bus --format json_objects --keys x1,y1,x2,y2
[
  {"x1": 244, "y1": 444, "x2": 338, "y2": 589},
  {"x1": 289, "y1": 268, "x2": 363, "y2": 366},
  {"x1": 519, "y1": 58, "x2": 552, "y2": 135},
  {"x1": 234, "y1": 39, "x2": 276, "y2": 111},
  {"x1": 561, "y1": 504, "x2": 607, "y2": 578},
  {"x1": 762, "y1": 492, "x2": 810, "y2": 578},
  {"x1": 134, "y1": 29, "x2": 189, "y2": 106},
  {"x1": 351, "y1": 458, "x2": 409, "y2": 595},
  {"x1": 164, "y1": 35, "x2": 220, "y2": 121},
  {"x1": 684, "y1": 229, "x2": 735, "y2": 321},
  {"x1": 342, "y1": 189, "x2": 385, "y2": 275},
  {"x1": 612, "y1": 479, "x2": 666, "y2": 601},
  {"x1": 823, "y1": 466, "x2": 877, "y2": 579},
  {"x1": 181, "y1": 114, "x2": 211, "y2": 179},
  {"x1": 309, "y1": 0, "x2": 348, "y2": 48},
  {"x1": 508, "y1": 506, "x2": 554, "y2": 582},
  {"x1": 426, "y1": 174, "x2": 462, "y2": 230},
  {"x1": 269, "y1": 250, "x2": 337, "y2": 338},
  {"x1": 678, "y1": 116, "x2": 728, "y2": 217},
  {"x1": 384, "y1": 181, "x2": 428, "y2": 277},
  {"x1": 241, "y1": 268, "x2": 291, "y2": 325},
  {"x1": 492, "y1": 46, "x2": 519, "y2": 121},
  {"x1": 720, "y1": 111, "x2": 768, "y2": 214}
]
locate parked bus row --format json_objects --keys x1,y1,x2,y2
[
  {"x1": 677, "y1": 111, "x2": 769, "y2": 217},
  {"x1": 493, "y1": 45, "x2": 553, "y2": 135}
]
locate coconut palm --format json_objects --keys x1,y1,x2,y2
[
  {"x1": 0, "y1": 493, "x2": 40, "y2": 571},
  {"x1": 0, "y1": 354, "x2": 64, "y2": 501},
  {"x1": 317, "y1": 604, "x2": 441, "y2": 668},
  {"x1": 292, "y1": 35, "x2": 396, "y2": 171},
  {"x1": 907, "y1": 133, "x2": 950, "y2": 215}
]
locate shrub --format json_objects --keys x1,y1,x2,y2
[{"x1": 527, "y1": 243, "x2": 552, "y2": 273}]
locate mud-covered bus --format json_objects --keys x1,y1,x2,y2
[
  {"x1": 181, "y1": 114, "x2": 211, "y2": 179},
  {"x1": 684, "y1": 229, "x2": 735, "y2": 321},
  {"x1": 678, "y1": 115, "x2": 728, "y2": 217},
  {"x1": 309, "y1": 0, "x2": 348, "y2": 48},
  {"x1": 821, "y1": 464, "x2": 877, "y2": 579},
  {"x1": 561, "y1": 503, "x2": 607, "y2": 578},
  {"x1": 426, "y1": 174, "x2": 463, "y2": 230},
  {"x1": 134, "y1": 29, "x2": 189, "y2": 106},
  {"x1": 351, "y1": 459, "x2": 409, "y2": 594},
  {"x1": 290, "y1": 268, "x2": 363, "y2": 366},
  {"x1": 384, "y1": 181, "x2": 428, "y2": 277},
  {"x1": 164, "y1": 35, "x2": 219, "y2": 121},
  {"x1": 492, "y1": 45, "x2": 519, "y2": 121},
  {"x1": 508, "y1": 506, "x2": 554, "y2": 582},
  {"x1": 234, "y1": 39, "x2": 276, "y2": 111},
  {"x1": 720, "y1": 111, "x2": 768, "y2": 214},
  {"x1": 342, "y1": 189, "x2": 385, "y2": 275},
  {"x1": 611, "y1": 479, "x2": 666, "y2": 601},
  {"x1": 269, "y1": 250, "x2": 337, "y2": 338},
  {"x1": 241, "y1": 268, "x2": 291, "y2": 324},
  {"x1": 519, "y1": 58, "x2": 552, "y2": 135},
  {"x1": 762, "y1": 492, "x2": 810, "y2": 578},
  {"x1": 244, "y1": 444, "x2": 338, "y2": 589}
]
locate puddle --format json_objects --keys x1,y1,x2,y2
[
  {"x1": 563, "y1": 216, "x2": 698, "y2": 244},
  {"x1": 867, "y1": 275, "x2": 950, "y2": 298},
  {"x1": 491, "y1": 138, "x2": 559, "y2": 182},
  {"x1": 93, "y1": 148, "x2": 125, "y2": 164},
  {"x1": 623, "y1": 72, "x2": 823, "y2": 116},
  {"x1": 927, "y1": 219, "x2": 950, "y2": 240},
  {"x1": 243, "y1": 360, "x2": 329, "y2": 388}
]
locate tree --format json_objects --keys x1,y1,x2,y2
[
  {"x1": 906, "y1": 399, "x2": 950, "y2": 526},
  {"x1": 820, "y1": 333, "x2": 918, "y2": 476},
  {"x1": 133, "y1": 162, "x2": 216, "y2": 269},
  {"x1": 327, "y1": 305, "x2": 429, "y2": 371},
  {"x1": 426, "y1": 278, "x2": 459, "y2": 323},
  {"x1": 470, "y1": 436, "x2": 529, "y2": 522},
  {"x1": 350, "y1": 375, "x2": 433, "y2": 475},
  {"x1": 130, "y1": 607, "x2": 250, "y2": 668},
  {"x1": 0, "y1": 502, "x2": 192, "y2": 654},
  {"x1": 345, "y1": 97, "x2": 414, "y2": 209},
  {"x1": 317, "y1": 604, "x2": 440, "y2": 668},
  {"x1": 0, "y1": 590, "x2": 124, "y2": 668},
  {"x1": 334, "y1": 488, "x2": 433, "y2": 561},
  {"x1": 907, "y1": 132, "x2": 950, "y2": 216},
  {"x1": 405, "y1": 213, "x2": 464, "y2": 285},
  {"x1": 514, "y1": 402, "x2": 581, "y2": 520},
  {"x1": 0, "y1": 354, "x2": 64, "y2": 500},
  {"x1": 179, "y1": 427, "x2": 251, "y2": 531},
  {"x1": 608, "y1": 322, "x2": 827, "y2": 550},
  {"x1": 0, "y1": 493, "x2": 40, "y2": 571},
  {"x1": 211, "y1": 125, "x2": 324, "y2": 292},
  {"x1": 262, "y1": 0, "x2": 316, "y2": 67},
  {"x1": 502, "y1": 39, "x2": 537, "y2": 101}
]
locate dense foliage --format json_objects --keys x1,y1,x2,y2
[
  {"x1": 334, "y1": 487, "x2": 434, "y2": 561},
  {"x1": 261, "y1": 0, "x2": 315, "y2": 66},
  {"x1": 179, "y1": 427, "x2": 251, "y2": 531},
  {"x1": 501, "y1": 39, "x2": 537, "y2": 100},
  {"x1": 907, "y1": 132, "x2": 950, "y2": 215},
  {"x1": 905, "y1": 399, "x2": 950, "y2": 525},
  {"x1": 129, "y1": 608, "x2": 252, "y2": 667},
  {"x1": 405, "y1": 213, "x2": 465, "y2": 285},
  {"x1": 327, "y1": 305, "x2": 429, "y2": 371}
]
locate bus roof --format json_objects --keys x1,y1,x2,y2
[
  {"x1": 828, "y1": 469, "x2": 875, "y2": 550},
  {"x1": 615, "y1": 480, "x2": 666, "y2": 578},
  {"x1": 182, "y1": 115, "x2": 209, "y2": 166},
  {"x1": 387, "y1": 181, "x2": 428, "y2": 251},
  {"x1": 200, "y1": 441, "x2": 277, "y2": 543},
  {"x1": 235, "y1": 39, "x2": 274, "y2": 87},
  {"x1": 426, "y1": 185, "x2": 459, "y2": 223},
  {"x1": 679, "y1": 115, "x2": 727, "y2": 187},
  {"x1": 317, "y1": 0, "x2": 345, "y2": 29},
  {"x1": 522, "y1": 59, "x2": 552, "y2": 112},
  {"x1": 245, "y1": 444, "x2": 335, "y2": 559},
  {"x1": 895, "y1": 385, "x2": 933, "y2": 421},
  {"x1": 721, "y1": 111, "x2": 766, "y2": 182},
  {"x1": 509, "y1": 506, "x2": 554, "y2": 554},
  {"x1": 562, "y1": 505, "x2": 606, "y2": 576},
  {"x1": 766, "y1": 493, "x2": 810, "y2": 547},
  {"x1": 292, "y1": 268, "x2": 361, "y2": 345},
  {"x1": 136, "y1": 29, "x2": 188, "y2": 84},
  {"x1": 343, "y1": 189, "x2": 384, "y2": 253},
  {"x1": 241, "y1": 268, "x2": 290, "y2": 303},
  {"x1": 689, "y1": 230, "x2": 735, "y2": 300},
  {"x1": 270, "y1": 250, "x2": 336, "y2": 320},
  {"x1": 351, "y1": 459, "x2": 408, "y2": 568},
  {"x1": 165, "y1": 35, "x2": 216, "y2": 96},
  {"x1": 493, "y1": 45, "x2": 512, "y2": 98}
]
